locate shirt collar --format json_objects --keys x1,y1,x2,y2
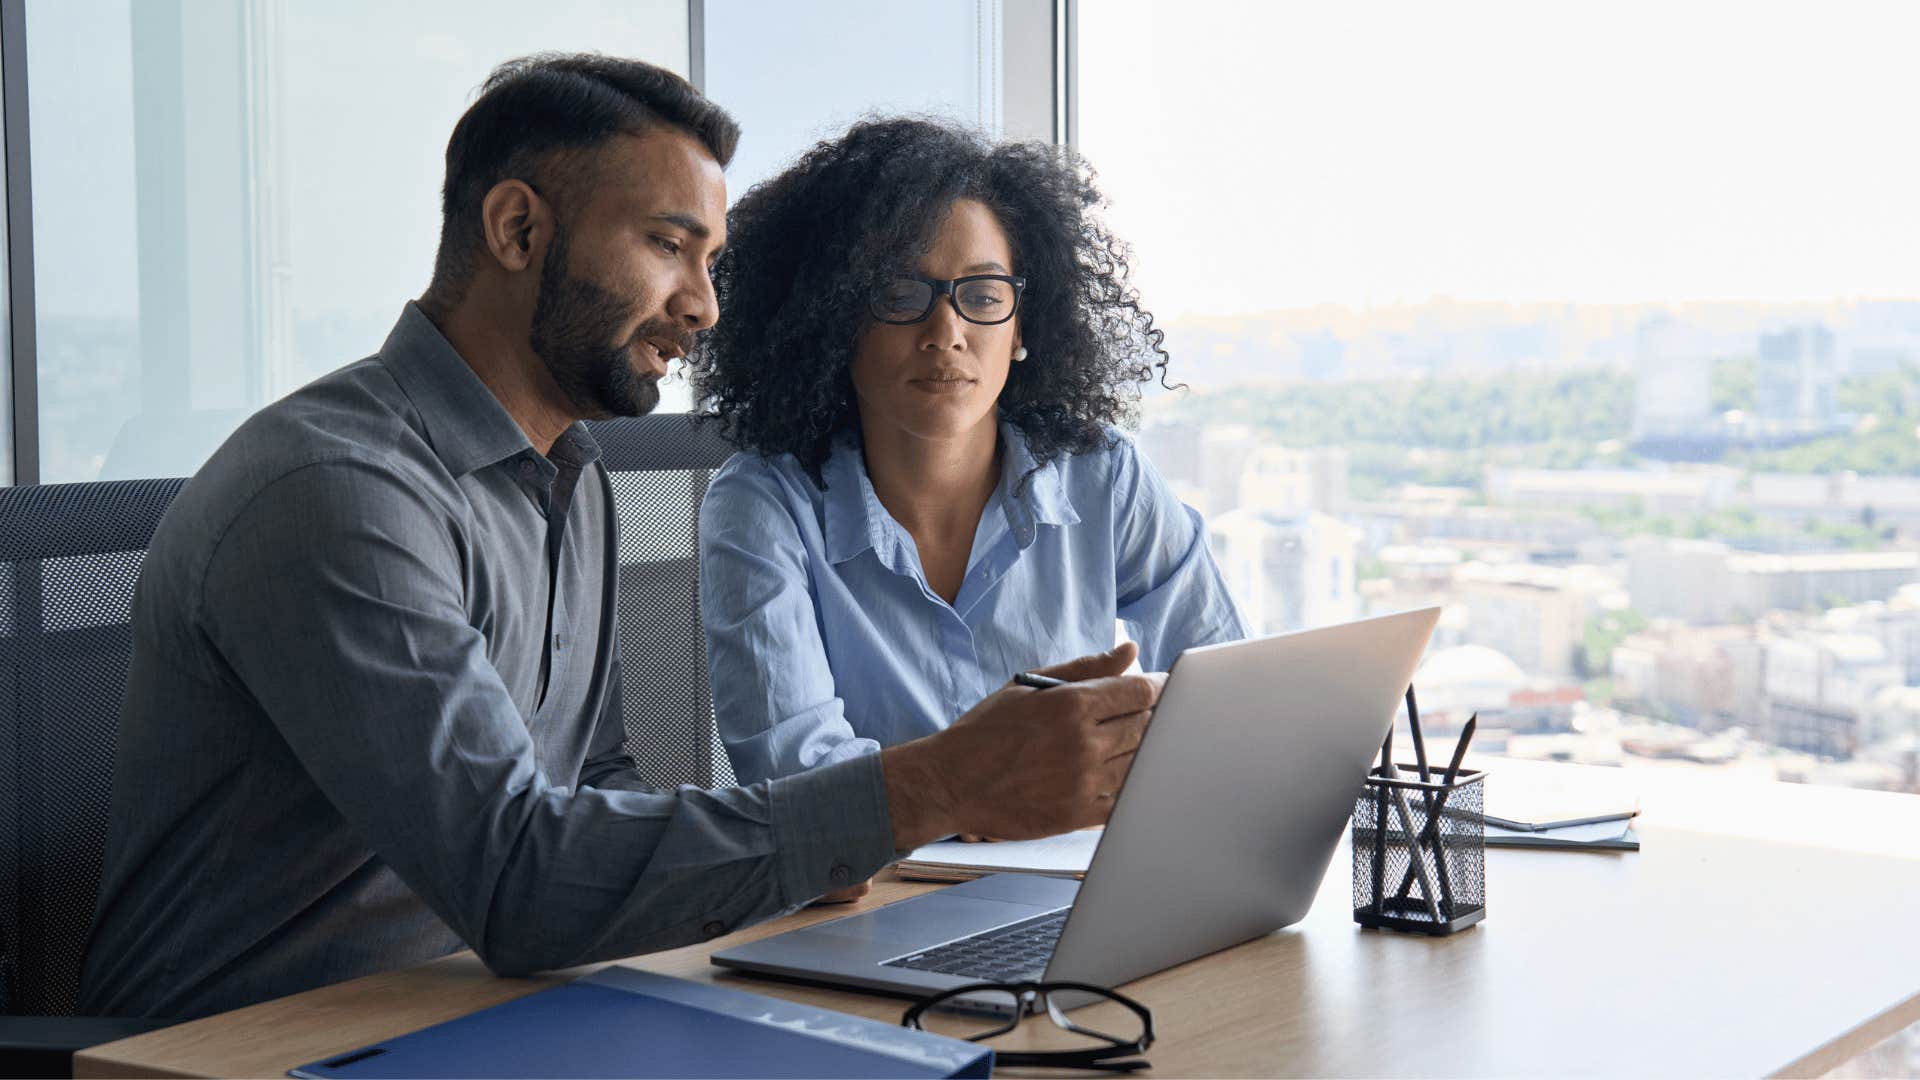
[
  {"x1": 818, "y1": 420, "x2": 1080, "y2": 566},
  {"x1": 377, "y1": 302, "x2": 540, "y2": 478},
  {"x1": 821, "y1": 437, "x2": 896, "y2": 566},
  {"x1": 997, "y1": 421, "x2": 1080, "y2": 532}
]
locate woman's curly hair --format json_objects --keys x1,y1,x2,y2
[{"x1": 688, "y1": 116, "x2": 1171, "y2": 482}]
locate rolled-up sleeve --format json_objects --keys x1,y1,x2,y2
[
  {"x1": 1110, "y1": 437, "x2": 1250, "y2": 671},
  {"x1": 198, "y1": 458, "x2": 896, "y2": 975},
  {"x1": 700, "y1": 460, "x2": 879, "y2": 784}
]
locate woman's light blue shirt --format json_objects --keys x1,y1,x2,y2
[{"x1": 699, "y1": 423, "x2": 1248, "y2": 784}]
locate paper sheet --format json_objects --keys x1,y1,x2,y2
[
  {"x1": 899, "y1": 829, "x2": 1102, "y2": 875},
  {"x1": 1485, "y1": 818, "x2": 1638, "y2": 846},
  {"x1": 1479, "y1": 765, "x2": 1640, "y2": 829}
]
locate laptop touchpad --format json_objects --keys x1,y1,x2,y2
[{"x1": 803, "y1": 892, "x2": 1049, "y2": 949}]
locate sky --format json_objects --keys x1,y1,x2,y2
[
  {"x1": 26, "y1": 0, "x2": 1920, "y2": 329},
  {"x1": 1077, "y1": 0, "x2": 1920, "y2": 319}
]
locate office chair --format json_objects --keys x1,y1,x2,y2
[
  {"x1": 0, "y1": 478, "x2": 186, "y2": 1078},
  {"x1": 589, "y1": 412, "x2": 740, "y2": 788},
  {"x1": 0, "y1": 414, "x2": 734, "y2": 1076}
]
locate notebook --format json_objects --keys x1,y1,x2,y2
[
  {"x1": 288, "y1": 966, "x2": 992, "y2": 1079},
  {"x1": 1481, "y1": 767, "x2": 1640, "y2": 832},
  {"x1": 894, "y1": 829, "x2": 1102, "y2": 882}
]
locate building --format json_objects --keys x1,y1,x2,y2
[
  {"x1": 1631, "y1": 317, "x2": 1714, "y2": 442},
  {"x1": 1347, "y1": 500, "x2": 1600, "y2": 554},
  {"x1": 1822, "y1": 587, "x2": 1920, "y2": 684},
  {"x1": 1627, "y1": 538, "x2": 1736, "y2": 623},
  {"x1": 1862, "y1": 687, "x2": 1920, "y2": 748},
  {"x1": 1628, "y1": 538, "x2": 1920, "y2": 624},
  {"x1": 1747, "y1": 472, "x2": 1856, "y2": 528},
  {"x1": 1610, "y1": 623, "x2": 1764, "y2": 730},
  {"x1": 1756, "y1": 324, "x2": 1838, "y2": 431},
  {"x1": 1134, "y1": 417, "x2": 1203, "y2": 489},
  {"x1": 1746, "y1": 471, "x2": 1920, "y2": 532},
  {"x1": 1483, "y1": 466, "x2": 1738, "y2": 516},
  {"x1": 1199, "y1": 425, "x2": 1262, "y2": 518},
  {"x1": 1208, "y1": 507, "x2": 1361, "y2": 635},
  {"x1": 1725, "y1": 551, "x2": 1920, "y2": 619},
  {"x1": 1407, "y1": 643, "x2": 1581, "y2": 738},
  {"x1": 1448, "y1": 562, "x2": 1616, "y2": 678},
  {"x1": 1412, "y1": 643, "x2": 1528, "y2": 722},
  {"x1": 1374, "y1": 544, "x2": 1463, "y2": 587},
  {"x1": 1762, "y1": 632, "x2": 1903, "y2": 759},
  {"x1": 1237, "y1": 445, "x2": 1349, "y2": 516}
]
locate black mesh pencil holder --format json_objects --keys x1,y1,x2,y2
[{"x1": 1352, "y1": 765, "x2": 1487, "y2": 935}]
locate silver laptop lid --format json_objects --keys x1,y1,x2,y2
[{"x1": 1044, "y1": 606, "x2": 1441, "y2": 989}]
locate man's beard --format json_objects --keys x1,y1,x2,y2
[{"x1": 528, "y1": 222, "x2": 690, "y2": 419}]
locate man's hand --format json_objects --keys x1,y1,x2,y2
[{"x1": 880, "y1": 642, "x2": 1163, "y2": 850}]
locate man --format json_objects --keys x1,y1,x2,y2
[{"x1": 78, "y1": 54, "x2": 1158, "y2": 1021}]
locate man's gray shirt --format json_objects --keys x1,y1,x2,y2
[{"x1": 79, "y1": 304, "x2": 896, "y2": 1020}]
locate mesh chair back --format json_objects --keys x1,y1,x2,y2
[
  {"x1": 588, "y1": 415, "x2": 738, "y2": 789},
  {"x1": 0, "y1": 478, "x2": 186, "y2": 1017}
]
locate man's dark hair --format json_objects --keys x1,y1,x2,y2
[
  {"x1": 423, "y1": 53, "x2": 739, "y2": 312},
  {"x1": 689, "y1": 117, "x2": 1170, "y2": 485}
]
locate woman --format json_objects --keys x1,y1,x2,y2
[{"x1": 692, "y1": 117, "x2": 1246, "y2": 792}]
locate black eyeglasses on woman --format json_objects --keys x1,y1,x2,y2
[{"x1": 869, "y1": 274, "x2": 1028, "y2": 326}]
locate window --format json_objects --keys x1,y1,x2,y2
[
  {"x1": 1081, "y1": 1, "x2": 1920, "y2": 794},
  {"x1": 19, "y1": 0, "x2": 1053, "y2": 468},
  {"x1": 685, "y1": 0, "x2": 1053, "y2": 412},
  {"x1": 705, "y1": 0, "x2": 1014, "y2": 194},
  {"x1": 23, "y1": 0, "x2": 688, "y2": 482}
]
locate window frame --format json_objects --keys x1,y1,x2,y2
[{"x1": 0, "y1": 0, "x2": 1078, "y2": 485}]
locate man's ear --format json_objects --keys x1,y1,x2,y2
[{"x1": 480, "y1": 179, "x2": 549, "y2": 274}]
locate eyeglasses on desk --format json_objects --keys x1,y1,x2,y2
[{"x1": 902, "y1": 979, "x2": 1154, "y2": 1073}]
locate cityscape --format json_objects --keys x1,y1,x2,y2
[{"x1": 1141, "y1": 299, "x2": 1920, "y2": 795}]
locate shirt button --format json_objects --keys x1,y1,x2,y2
[
  {"x1": 829, "y1": 864, "x2": 852, "y2": 886},
  {"x1": 703, "y1": 920, "x2": 727, "y2": 938},
  {"x1": 553, "y1": 633, "x2": 566, "y2": 651},
  {"x1": 518, "y1": 459, "x2": 537, "y2": 479}
]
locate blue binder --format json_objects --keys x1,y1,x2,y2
[{"x1": 288, "y1": 966, "x2": 992, "y2": 1079}]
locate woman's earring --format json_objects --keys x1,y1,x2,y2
[{"x1": 1012, "y1": 347, "x2": 1029, "y2": 363}]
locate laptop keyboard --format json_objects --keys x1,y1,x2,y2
[{"x1": 882, "y1": 909, "x2": 1069, "y2": 982}]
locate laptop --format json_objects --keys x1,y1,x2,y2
[{"x1": 712, "y1": 606, "x2": 1441, "y2": 1005}]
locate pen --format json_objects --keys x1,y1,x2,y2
[
  {"x1": 1379, "y1": 756, "x2": 1444, "y2": 924},
  {"x1": 1406, "y1": 685, "x2": 1451, "y2": 915},
  {"x1": 1394, "y1": 713, "x2": 1477, "y2": 906},
  {"x1": 1014, "y1": 672, "x2": 1066, "y2": 690},
  {"x1": 1441, "y1": 714, "x2": 1477, "y2": 787},
  {"x1": 1372, "y1": 726, "x2": 1392, "y2": 913},
  {"x1": 1406, "y1": 686, "x2": 1432, "y2": 784}
]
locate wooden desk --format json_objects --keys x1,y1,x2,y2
[{"x1": 76, "y1": 764, "x2": 1920, "y2": 1078}]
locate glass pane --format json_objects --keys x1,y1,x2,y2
[
  {"x1": 1081, "y1": 1, "x2": 1920, "y2": 795},
  {"x1": 25, "y1": 0, "x2": 689, "y2": 482},
  {"x1": 955, "y1": 278, "x2": 1014, "y2": 322},
  {"x1": 874, "y1": 279, "x2": 935, "y2": 322},
  {"x1": 704, "y1": 0, "x2": 1004, "y2": 195},
  {"x1": 697, "y1": 0, "x2": 1029, "y2": 410}
]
